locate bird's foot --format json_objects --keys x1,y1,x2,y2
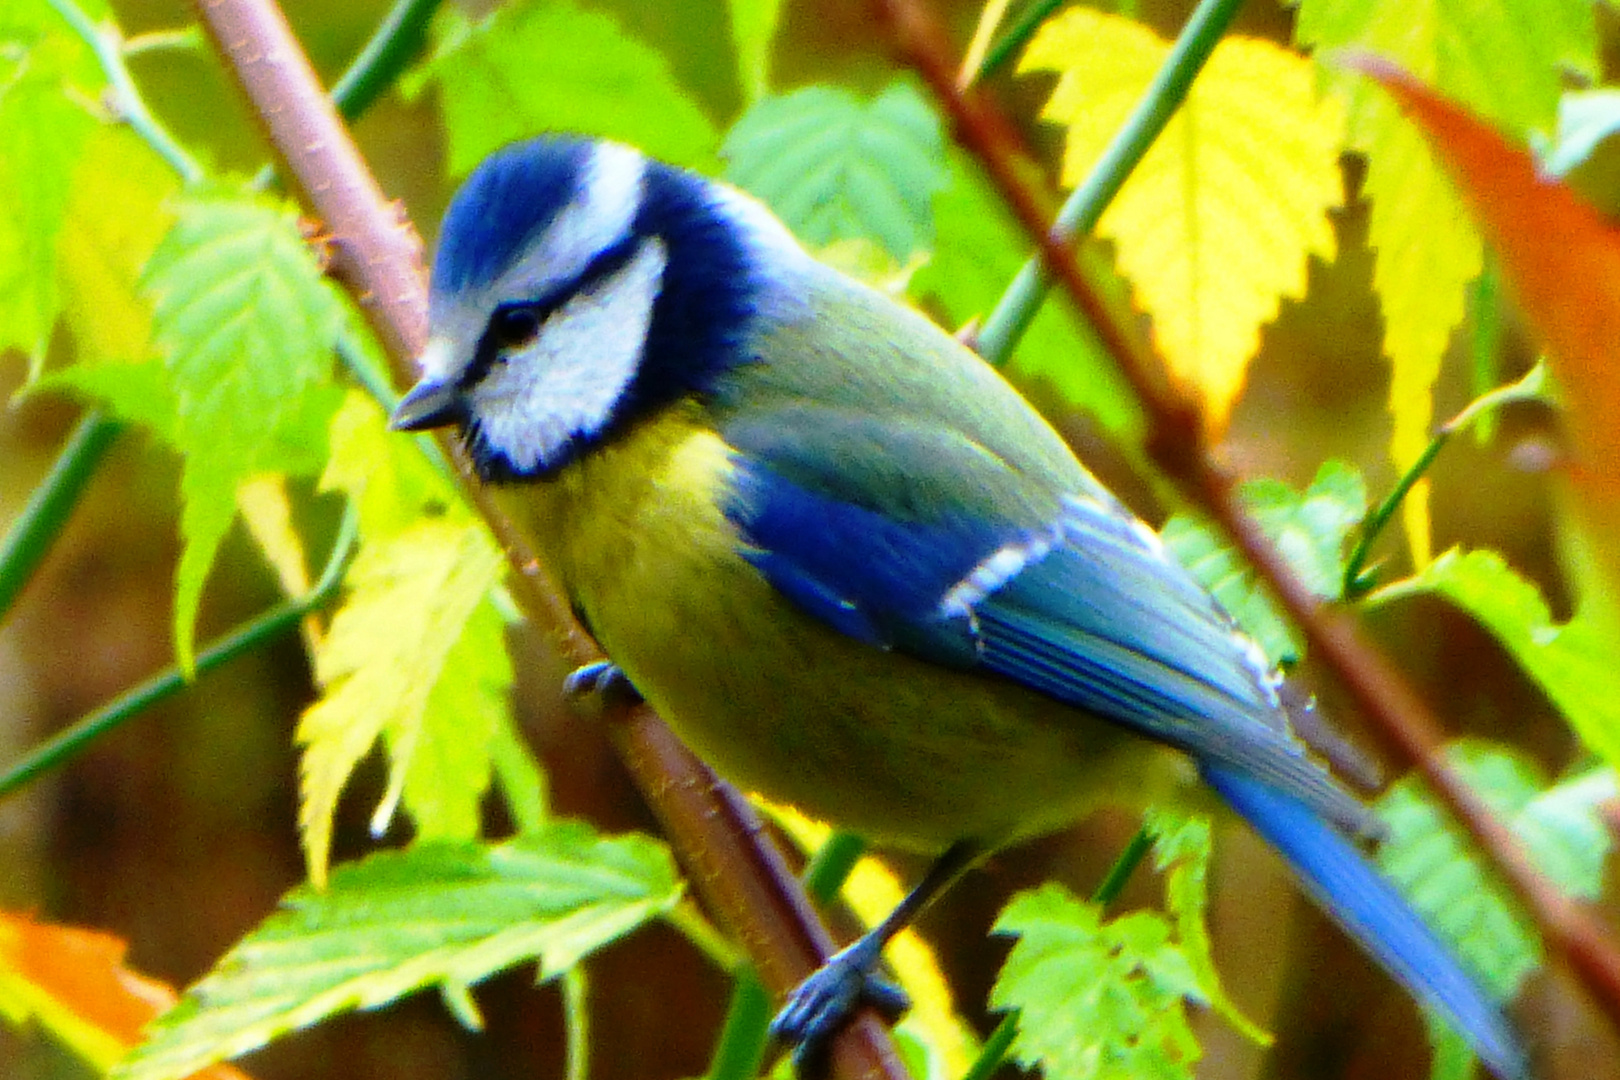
[
  {"x1": 562, "y1": 660, "x2": 642, "y2": 705},
  {"x1": 769, "y1": 936, "x2": 911, "y2": 1072}
]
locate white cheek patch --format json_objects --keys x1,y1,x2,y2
[
  {"x1": 469, "y1": 238, "x2": 668, "y2": 472},
  {"x1": 499, "y1": 142, "x2": 646, "y2": 299}
]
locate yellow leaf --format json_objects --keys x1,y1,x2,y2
[
  {"x1": 299, "y1": 392, "x2": 505, "y2": 884},
  {"x1": 56, "y1": 125, "x2": 177, "y2": 366},
  {"x1": 1363, "y1": 98, "x2": 1480, "y2": 570},
  {"x1": 296, "y1": 518, "x2": 503, "y2": 885},
  {"x1": 237, "y1": 474, "x2": 312, "y2": 597},
  {"x1": 1020, "y1": 9, "x2": 1345, "y2": 433},
  {"x1": 238, "y1": 473, "x2": 323, "y2": 651},
  {"x1": 1295, "y1": 0, "x2": 1595, "y2": 565},
  {"x1": 323, "y1": 390, "x2": 458, "y2": 538}
]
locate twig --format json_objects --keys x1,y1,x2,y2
[
  {"x1": 189, "y1": 2, "x2": 909, "y2": 1078},
  {"x1": 870, "y1": 0, "x2": 1620, "y2": 1039},
  {"x1": 49, "y1": 0, "x2": 204, "y2": 183}
]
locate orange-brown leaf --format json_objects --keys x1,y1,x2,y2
[
  {"x1": 0, "y1": 911, "x2": 250, "y2": 1079},
  {"x1": 1352, "y1": 55, "x2": 1620, "y2": 497}
]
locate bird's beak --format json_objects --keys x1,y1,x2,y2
[
  {"x1": 390, "y1": 377, "x2": 460, "y2": 431},
  {"x1": 390, "y1": 339, "x2": 463, "y2": 431}
]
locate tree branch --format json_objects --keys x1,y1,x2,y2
[
  {"x1": 189, "y1": 1, "x2": 908, "y2": 1077},
  {"x1": 868, "y1": 0, "x2": 1620, "y2": 1037}
]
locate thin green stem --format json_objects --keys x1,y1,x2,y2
[
  {"x1": 1342, "y1": 435, "x2": 1448, "y2": 600},
  {"x1": 974, "y1": 0, "x2": 1066, "y2": 84},
  {"x1": 0, "y1": 412, "x2": 124, "y2": 624},
  {"x1": 1469, "y1": 257, "x2": 1502, "y2": 445},
  {"x1": 705, "y1": 968, "x2": 773, "y2": 1080},
  {"x1": 49, "y1": 0, "x2": 203, "y2": 183},
  {"x1": 0, "y1": 505, "x2": 357, "y2": 801},
  {"x1": 329, "y1": 0, "x2": 441, "y2": 120},
  {"x1": 960, "y1": 1012, "x2": 1019, "y2": 1080},
  {"x1": 335, "y1": 331, "x2": 458, "y2": 480},
  {"x1": 802, "y1": 830, "x2": 869, "y2": 904},
  {"x1": 562, "y1": 968, "x2": 590, "y2": 1080},
  {"x1": 975, "y1": 0, "x2": 1246, "y2": 365},
  {"x1": 1091, "y1": 825, "x2": 1154, "y2": 908},
  {"x1": 338, "y1": 327, "x2": 402, "y2": 410},
  {"x1": 1342, "y1": 361, "x2": 1547, "y2": 600}
]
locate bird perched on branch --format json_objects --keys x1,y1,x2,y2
[{"x1": 391, "y1": 133, "x2": 1526, "y2": 1079}]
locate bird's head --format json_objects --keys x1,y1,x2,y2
[{"x1": 390, "y1": 135, "x2": 801, "y2": 480}]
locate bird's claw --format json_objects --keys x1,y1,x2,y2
[
  {"x1": 562, "y1": 661, "x2": 642, "y2": 704},
  {"x1": 769, "y1": 939, "x2": 911, "y2": 1073}
]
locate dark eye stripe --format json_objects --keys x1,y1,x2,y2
[{"x1": 461, "y1": 234, "x2": 646, "y2": 390}]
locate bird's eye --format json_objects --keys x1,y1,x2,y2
[{"x1": 489, "y1": 305, "x2": 542, "y2": 351}]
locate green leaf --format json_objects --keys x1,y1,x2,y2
[
  {"x1": 1294, "y1": 0, "x2": 1597, "y2": 563},
  {"x1": 490, "y1": 706, "x2": 549, "y2": 834},
  {"x1": 141, "y1": 186, "x2": 346, "y2": 670},
  {"x1": 0, "y1": 2, "x2": 105, "y2": 372},
  {"x1": 113, "y1": 824, "x2": 684, "y2": 1080},
  {"x1": 57, "y1": 125, "x2": 177, "y2": 365},
  {"x1": 893, "y1": 1015, "x2": 960, "y2": 1080},
  {"x1": 991, "y1": 883, "x2": 1204, "y2": 1080},
  {"x1": 408, "y1": 1, "x2": 718, "y2": 177},
  {"x1": 1244, "y1": 461, "x2": 1368, "y2": 600},
  {"x1": 727, "y1": 0, "x2": 782, "y2": 104},
  {"x1": 37, "y1": 351, "x2": 341, "y2": 693},
  {"x1": 911, "y1": 155, "x2": 1142, "y2": 441},
  {"x1": 1371, "y1": 547, "x2": 1620, "y2": 771},
  {"x1": 1160, "y1": 519, "x2": 1295, "y2": 668},
  {"x1": 1163, "y1": 460, "x2": 1367, "y2": 668},
  {"x1": 391, "y1": 591, "x2": 513, "y2": 842},
  {"x1": 298, "y1": 393, "x2": 521, "y2": 885},
  {"x1": 722, "y1": 80, "x2": 947, "y2": 261},
  {"x1": 1426, "y1": 1014, "x2": 1478, "y2": 1080},
  {"x1": 1374, "y1": 743, "x2": 1614, "y2": 1001},
  {"x1": 324, "y1": 389, "x2": 460, "y2": 539},
  {"x1": 34, "y1": 359, "x2": 179, "y2": 442},
  {"x1": 1145, "y1": 810, "x2": 1270, "y2": 1046}
]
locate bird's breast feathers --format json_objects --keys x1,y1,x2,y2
[{"x1": 493, "y1": 404, "x2": 1174, "y2": 848}]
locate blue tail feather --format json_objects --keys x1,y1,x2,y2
[{"x1": 1201, "y1": 762, "x2": 1528, "y2": 1080}]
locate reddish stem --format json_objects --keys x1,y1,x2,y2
[
  {"x1": 191, "y1": 2, "x2": 909, "y2": 1076},
  {"x1": 870, "y1": 0, "x2": 1620, "y2": 1038}
]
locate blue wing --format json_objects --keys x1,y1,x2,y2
[
  {"x1": 723, "y1": 406, "x2": 1370, "y2": 832},
  {"x1": 720, "y1": 405, "x2": 1526, "y2": 1080}
]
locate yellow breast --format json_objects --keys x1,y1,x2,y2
[{"x1": 494, "y1": 405, "x2": 1190, "y2": 851}]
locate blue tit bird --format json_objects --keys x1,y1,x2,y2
[{"x1": 391, "y1": 134, "x2": 1527, "y2": 1078}]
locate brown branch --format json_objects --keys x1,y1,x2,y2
[
  {"x1": 190, "y1": 2, "x2": 908, "y2": 1077},
  {"x1": 868, "y1": 0, "x2": 1620, "y2": 1039}
]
